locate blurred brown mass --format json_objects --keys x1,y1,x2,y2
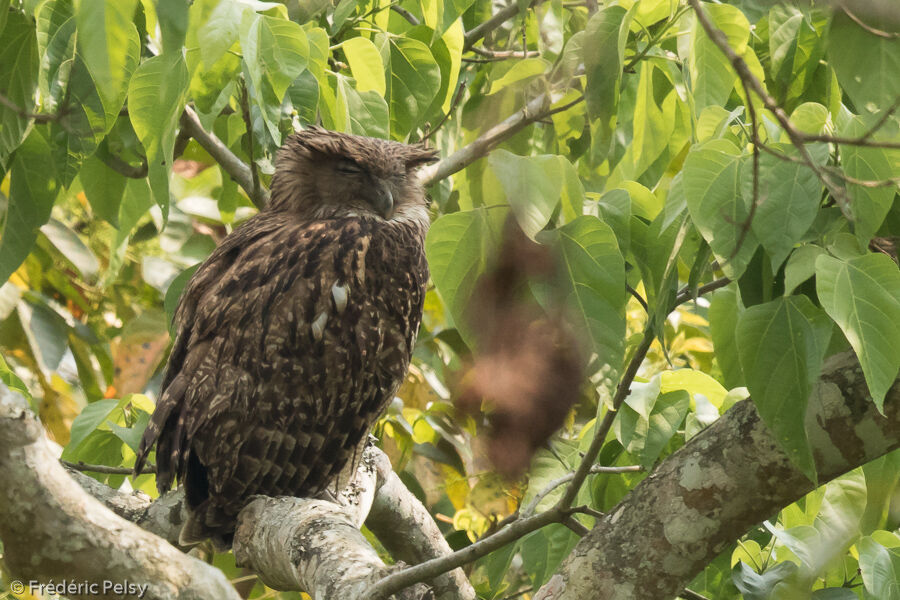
[{"x1": 457, "y1": 219, "x2": 584, "y2": 478}]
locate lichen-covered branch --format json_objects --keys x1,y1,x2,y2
[
  {"x1": 533, "y1": 351, "x2": 900, "y2": 599},
  {"x1": 0, "y1": 386, "x2": 240, "y2": 600}
]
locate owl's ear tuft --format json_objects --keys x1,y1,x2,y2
[{"x1": 405, "y1": 145, "x2": 439, "y2": 170}]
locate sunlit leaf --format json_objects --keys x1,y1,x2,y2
[{"x1": 816, "y1": 253, "x2": 900, "y2": 410}]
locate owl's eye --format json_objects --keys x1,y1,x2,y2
[{"x1": 336, "y1": 160, "x2": 363, "y2": 175}]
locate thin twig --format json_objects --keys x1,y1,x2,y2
[
  {"x1": 469, "y1": 46, "x2": 540, "y2": 59},
  {"x1": 421, "y1": 80, "x2": 467, "y2": 142},
  {"x1": 98, "y1": 152, "x2": 149, "y2": 179},
  {"x1": 240, "y1": 81, "x2": 262, "y2": 206},
  {"x1": 674, "y1": 277, "x2": 731, "y2": 306},
  {"x1": 179, "y1": 105, "x2": 268, "y2": 209},
  {"x1": 687, "y1": 0, "x2": 850, "y2": 208},
  {"x1": 731, "y1": 76, "x2": 761, "y2": 261},
  {"x1": 842, "y1": 6, "x2": 900, "y2": 39},
  {"x1": 555, "y1": 330, "x2": 656, "y2": 509},
  {"x1": 522, "y1": 464, "x2": 642, "y2": 517},
  {"x1": 0, "y1": 91, "x2": 60, "y2": 124},
  {"x1": 464, "y1": 0, "x2": 545, "y2": 51},
  {"x1": 61, "y1": 460, "x2": 156, "y2": 475},
  {"x1": 626, "y1": 283, "x2": 649, "y2": 313},
  {"x1": 367, "y1": 507, "x2": 564, "y2": 600},
  {"x1": 390, "y1": 5, "x2": 420, "y2": 26}
]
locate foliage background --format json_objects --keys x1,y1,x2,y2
[{"x1": 0, "y1": 0, "x2": 899, "y2": 598}]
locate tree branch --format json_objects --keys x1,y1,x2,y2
[
  {"x1": 533, "y1": 351, "x2": 900, "y2": 599},
  {"x1": 366, "y1": 449, "x2": 477, "y2": 600},
  {"x1": 464, "y1": 1, "x2": 545, "y2": 51},
  {"x1": 419, "y1": 93, "x2": 553, "y2": 186},
  {"x1": 179, "y1": 105, "x2": 269, "y2": 210},
  {"x1": 0, "y1": 385, "x2": 240, "y2": 600}
]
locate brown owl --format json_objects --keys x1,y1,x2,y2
[{"x1": 134, "y1": 127, "x2": 438, "y2": 547}]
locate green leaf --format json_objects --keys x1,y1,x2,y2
[
  {"x1": 742, "y1": 142, "x2": 827, "y2": 271},
  {"x1": 489, "y1": 151, "x2": 562, "y2": 239},
  {"x1": 75, "y1": 0, "x2": 140, "y2": 122},
  {"x1": 40, "y1": 218, "x2": 99, "y2": 279},
  {"x1": 683, "y1": 140, "x2": 758, "y2": 279},
  {"x1": 839, "y1": 116, "x2": 900, "y2": 247},
  {"x1": 64, "y1": 398, "x2": 120, "y2": 457},
  {"x1": 0, "y1": 131, "x2": 59, "y2": 284},
  {"x1": 342, "y1": 36, "x2": 385, "y2": 95},
  {"x1": 689, "y1": 3, "x2": 749, "y2": 114},
  {"x1": 816, "y1": 253, "x2": 900, "y2": 410},
  {"x1": 127, "y1": 52, "x2": 190, "y2": 216},
  {"x1": 0, "y1": 354, "x2": 33, "y2": 405},
  {"x1": 240, "y1": 12, "x2": 308, "y2": 103},
  {"x1": 541, "y1": 216, "x2": 626, "y2": 377},
  {"x1": 829, "y1": 12, "x2": 900, "y2": 114},
  {"x1": 736, "y1": 296, "x2": 832, "y2": 481},
  {"x1": 0, "y1": 12, "x2": 39, "y2": 163},
  {"x1": 859, "y1": 536, "x2": 900, "y2": 600},
  {"x1": 426, "y1": 209, "x2": 502, "y2": 346},
  {"x1": 345, "y1": 86, "x2": 390, "y2": 139},
  {"x1": 584, "y1": 5, "x2": 629, "y2": 162},
  {"x1": 388, "y1": 37, "x2": 440, "y2": 137},
  {"x1": 156, "y1": 0, "x2": 189, "y2": 54},
  {"x1": 784, "y1": 245, "x2": 825, "y2": 296},
  {"x1": 78, "y1": 154, "x2": 126, "y2": 226},
  {"x1": 486, "y1": 57, "x2": 549, "y2": 95},
  {"x1": 36, "y1": 0, "x2": 76, "y2": 112},
  {"x1": 768, "y1": 5, "x2": 828, "y2": 105}
]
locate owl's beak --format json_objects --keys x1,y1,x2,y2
[{"x1": 373, "y1": 180, "x2": 394, "y2": 218}]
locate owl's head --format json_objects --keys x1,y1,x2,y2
[{"x1": 268, "y1": 127, "x2": 439, "y2": 220}]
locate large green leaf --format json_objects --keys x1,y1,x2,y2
[
  {"x1": 75, "y1": 0, "x2": 140, "y2": 121},
  {"x1": 839, "y1": 116, "x2": 900, "y2": 247},
  {"x1": 0, "y1": 12, "x2": 38, "y2": 163},
  {"x1": 240, "y1": 12, "x2": 308, "y2": 103},
  {"x1": 816, "y1": 254, "x2": 900, "y2": 410},
  {"x1": 583, "y1": 5, "x2": 629, "y2": 162},
  {"x1": 689, "y1": 3, "x2": 749, "y2": 114},
  {"x1": 426, "y1": 209, "x2": 502, "y2": 346},
  {"x1": 829, "y1": 12, "x2": 900, "y2": 114},
  {"x1": 127, "y1": 53, "x2": 190, "y2": 216},
  {"x1": 541, "y1": 216, "x2": 626, "y2": 377},
  {"x1": 388, "y1": 37, "x2": 440, "y2": 137},
  {"x1": 736, "y1": 295, "x2": 832, "y2": 481},
  {"x1": 742, "y1": 142, "x2": 826, "y2": 271},
  {"x1": 488, "y1": 151, "x2": 563, "y2": 239},
  {"x1": 0, "y1": 131, "x2": 59, "y2": 284},
  {"x1": 708, "y1": 285, "x2": 745, "y2": 389},
  {"x1": 342, "y1": 36, "x2": 385, "y2": 95},
  {"x1": 858, "y1": 536, "x2": 900, "y2": 600},
  {"x1": 36, "y1": 0, "x2": 75, "y2": 111},
  {"x1": 683, "y1": 139, "x2": 758, "y2": 279},
  {"x1": 768, "y1": 5, "x2": 828, "y2": 105}
]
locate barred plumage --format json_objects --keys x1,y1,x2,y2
[{"x1": 134, "y1": 128, "x2": 438, "y2": 546}]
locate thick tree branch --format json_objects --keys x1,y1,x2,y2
[
  {"x1": 179, "y1": 106, "x2": 269, "y2": 210},
  {"x1": 533, "y1": 351, "x2": 900, "y2": 599},
  {"x1": 0, "y1": 386, "x2": 240, "y2": 600}
]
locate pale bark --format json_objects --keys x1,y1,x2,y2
[
  {"x1": 0, "y1": 386, "x2": 240, "y2": 600},
  {"x1": 534, "y1": 351, "x2": 900, "y2": 600}
]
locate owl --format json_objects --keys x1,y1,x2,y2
[{"x1": 134, "y1": 128, "x2": 438, "y2": 547}]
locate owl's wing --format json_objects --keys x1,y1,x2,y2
[{"x1": 133, "y1": 212, "x2": 286, "y2": 488}]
